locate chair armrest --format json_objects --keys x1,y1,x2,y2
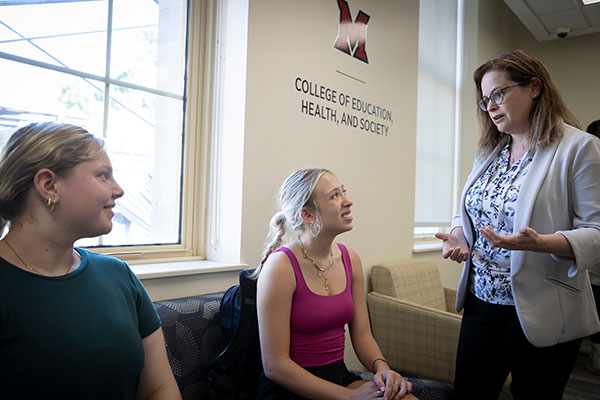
[
  {"x1": 443, "y1": 286, "x2": 462, "y2": 315},
  {"x1": 367, "y1": 291, "x2": 461, "y2": 384}
]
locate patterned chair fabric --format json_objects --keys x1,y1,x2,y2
[
  {"x1": 153, "y1": 294, "x2": 227, "y2": 400},
  {"x1": 368, "y1": 260, "x2": 462, "y2": 384}
]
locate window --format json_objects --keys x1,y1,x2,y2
[
  {"x1": 414, "y1": 0, "x2": 464, "y2": 237},
  {"x1": 0, "y1": 0, "x2": 206, "y2": 259}
]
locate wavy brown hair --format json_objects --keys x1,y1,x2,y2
[{"x1": 473, "y1": 49, "x2": 579, "y2": 157}]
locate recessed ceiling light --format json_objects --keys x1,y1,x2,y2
[{"x1": 582, "y1": 0, "x2": 600, "y2": 5}]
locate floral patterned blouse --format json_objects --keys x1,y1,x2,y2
[{"x1": 465, "y1": 142, "x2": 535, "y2": 305}]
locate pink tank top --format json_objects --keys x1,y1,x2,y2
[{"x1": 276, "y1": 243, "x2": 354, "y2": 367}]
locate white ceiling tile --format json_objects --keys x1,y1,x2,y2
[
  {"x1": 539, "y1": 9, "x2": 589, "y2": 30},
  {"x1": 505, "y1": 0, "x2": 600, "y2": 40},
  {"x1": 583, "y1": 3, "x2": 600, "y2": 25},
  {"x1": 526, "y1": 0, "x2": 577, "y2": 15}
]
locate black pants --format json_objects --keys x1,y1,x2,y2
[
  {"x1": 454, "y1": 293, "x2": 581, "y2": 400},
  {"x1": 591, "y1": 283, "x2": 600, "y2": 343},
  {"x1": 256, "y1": 359, "x2": 362, "y2": 399}
]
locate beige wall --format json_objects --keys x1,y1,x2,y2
[{"x1": 516, "y1": 31, "x2": 600, "y2": 129}]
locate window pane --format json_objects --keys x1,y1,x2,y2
[
  {"x1": 0, "y1": 58, "x2": 105, "y2": 132},
  {"x1": 0, "y1": 1, "x2": 108, "y2": 76},
  {"x1": 0, "y1": 0, "x2": 188, "y2": 249},
  {"x1": 100, "y1": 90, "x2": 183, "y2": 247},
  {"x1": 414, "y1": 0, "x2": 458, "y2": 227},
  {"x1": 111, "y1": 0, "x2": 186, "y2": 95}
]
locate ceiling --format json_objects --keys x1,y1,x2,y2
[{"x1": 504, "y1": 0, "x2": 600, "y2": 41}]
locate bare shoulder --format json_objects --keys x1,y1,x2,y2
[
  {"x1": 338, "y1": 244, "x2": 364, "y2": 283},
  {"x1": 340, "y1": 244, "x2": 362, "y2": 267},
  {"x1": 258, "y1": 250, "x2": 296, "y2": 292}
]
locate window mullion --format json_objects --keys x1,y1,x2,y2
[{"x1": 103, "y1": 0, "x2": 113, "y2": 140}]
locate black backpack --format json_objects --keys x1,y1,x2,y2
[{"x1": 206, "y1": 269, "x2": 263, "y2": 399}]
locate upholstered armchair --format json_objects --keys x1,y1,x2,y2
[{"x1": 367, "y1": 259, "x2": 462, "y2": 384}]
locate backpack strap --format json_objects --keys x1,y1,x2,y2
[{"x1": 206, "y1": 269, "x2": 262, "y2": 399}]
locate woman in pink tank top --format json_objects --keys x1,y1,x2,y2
[{"x1": 255, "y1": 168, "x2": 418, "y2": 399}]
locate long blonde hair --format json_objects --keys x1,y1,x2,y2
[
  {"x1": 0, "y1": 122, "x2": 104, "y2": 231},
  {"x1": 253, "y1": 168, "x2": 330, "y2": 278},
  {"x1": 473, "y1": 49, "x2": 579, "y2": 158}
]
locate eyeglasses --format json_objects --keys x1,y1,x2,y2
[{"x1": 478, "y1": 82, "x2": 528, "y2": 112}]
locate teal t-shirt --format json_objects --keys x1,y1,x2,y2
[{"x1": 0, "y1": 248, "x2": 161, "y2": 399}]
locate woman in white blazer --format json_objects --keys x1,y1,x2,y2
[{"x1": 436, "y1": 50, "x2": 600, "y2": 400}]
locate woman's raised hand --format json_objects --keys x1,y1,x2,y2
[
  {"x1": 435, "y1": 229, "x2": 469, "y2": 263},
  {"x1": 479, "y1": 225, "x2": 539, "y2": 251},
  {"x1": 478, "y1": 225, "x2": 574, "y2": 257}
]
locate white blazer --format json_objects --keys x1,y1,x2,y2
[{"x1": 452, "y1": 123, "x2": 600, "y2": 347}]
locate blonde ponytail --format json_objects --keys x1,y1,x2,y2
[{"x1": 252, "y1": 212, "x2": 287, "y2": 278}]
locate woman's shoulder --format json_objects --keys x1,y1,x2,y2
[
  {"x1": 557, "y1": 123, "x2": 600, "y2": 154},
  {"x1": 74, "y1": 250, "x2": 145, "y2": 299},
  {"x1": 258, "y1": 248, "x2": 297, "y2": 295},
  {"x1": 261, "y1": 246, "x2": 296, "y2": 275},
  {"x1": 77, "y1": 248, "x2": 131, "y2": 277},
  {"x1": 336, "y1": 242, "x2": 359, "y2": 257},
  {"x1": 561, "y1": 123, "x2": 594, "y2": 143},
  {"x1": 336, "y1": 243, "x2": 362, "y2": 272},
  {"x1": 265, "y1": 243, "x2": 295, "y2": 262},
  {"x1": 78, "y1": 248, "x2": 125, "y2": 265}
]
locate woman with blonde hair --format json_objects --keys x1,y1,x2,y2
[
  {"x1": 0, "y1": 122, "x2": 180, "y2": 399},
  {"x1": 436, "y1": 50, "x2": 600, "y2": 399},
  {"x1": 255, "y1": 168, "x2": 417, "y2": 400}
]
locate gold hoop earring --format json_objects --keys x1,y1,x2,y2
[{"x1": 46, "y1": 198, "x2": 56, "y2": 213}]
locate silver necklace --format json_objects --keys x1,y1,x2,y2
[{"x1": 298, "y1": 236, "x2": 334, "y2": 291}]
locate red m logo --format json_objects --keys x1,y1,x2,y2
[{"x1": 333, "y1": 0, "x2": 370, "y2": 64}]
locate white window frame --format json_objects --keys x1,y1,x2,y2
[{"x1": 102, "y1": 0, "x2": 215, "y2": 264}]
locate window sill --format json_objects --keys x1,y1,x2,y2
[
  {"x1": 130, "y1": 259, "x2": 249, "y2": 280},
  {"x1": 412, "y1": 239, "x2": 443, "y2": 253}
]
